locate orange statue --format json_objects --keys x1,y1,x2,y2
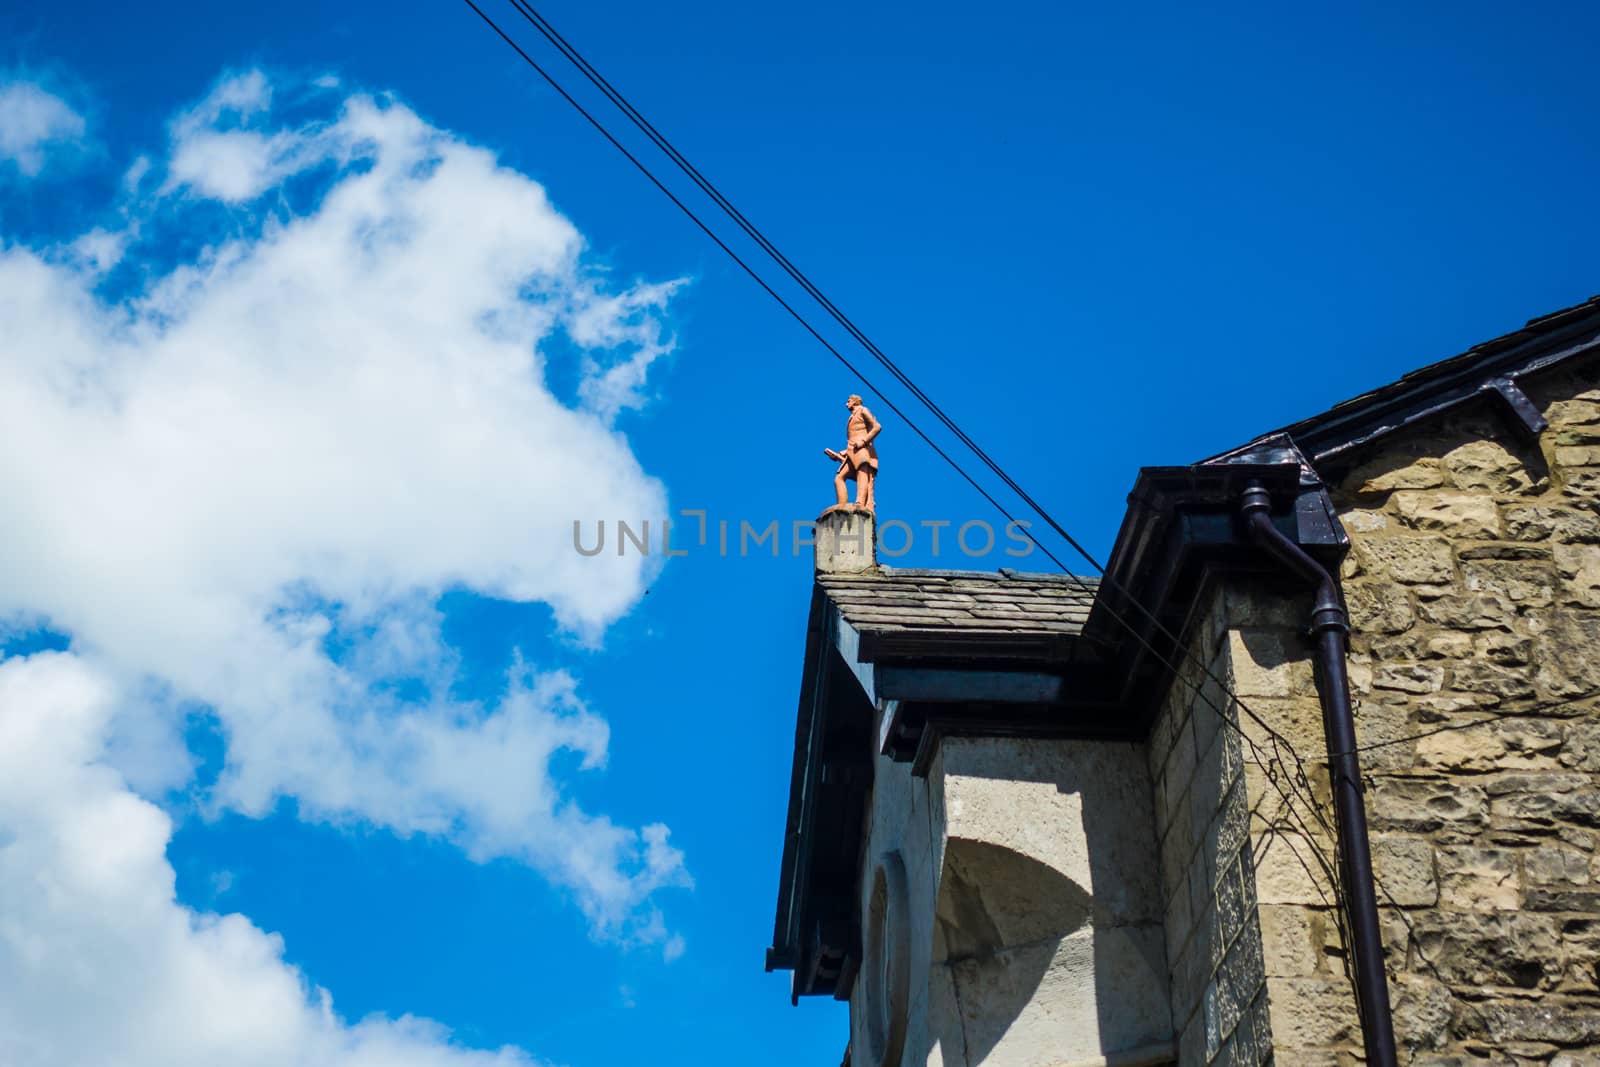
[{"x1": 824, "y1": 393, "x2": 880, "y2": 512}]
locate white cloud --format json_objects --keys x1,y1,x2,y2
[
  {"x1": 0, "y1": 80, "x2": 85, "y2": 176},
  {"x1": 166, "y1": 72, "x2": 321, "y2": 204},
  {"x1": 164, "y1": 70, "x2": 321, "y2": 202},
  {"x1": 0, "y1": 69, "x2": 690, "y2": 953},
  {"x1": 573, "y1": 279, "x2": 687, "y2": 423},
  {"x1": 0, "y1": 652, "x2": 546, "y2": 1067}
]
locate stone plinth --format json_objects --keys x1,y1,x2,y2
[{"x1": 816, "y1": 508, "x2": 876, "y2": 574}]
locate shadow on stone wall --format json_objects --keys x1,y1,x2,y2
[
  {"x1": 931, "y1": 742, "x2": 1171, "y2": 1066},
  {"x1": 1333, "y1": 416, "x2": 1551, "y2": 505},
  {"x1": 934, "y1": 839, "x2": 1090, "y2": 1063}
]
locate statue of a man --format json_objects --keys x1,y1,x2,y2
[{"x1": 825, "y1": 393, "x2": 881, "y2": 511}]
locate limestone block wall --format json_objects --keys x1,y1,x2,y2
[
  {"x1": 1210, "y1": 582, "x2": 1373, "y2": 1065},
  {"x1": 1320, "y1": 358, "x2": 1600, "y2": 1065},
  {"x1": 1147, "y1": 587, "x2": 1316, "y2": 1067},
  {"x1": 854, "y1": 732, "x2": 1173, "y2": 1067}
]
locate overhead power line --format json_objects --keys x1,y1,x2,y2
[
  {"x1": 458, "y1": 4, "x2": 1457, "y2": 985},
  {"x1": 460, "y1": 0, "x2": 1368, "y2": 865},
  {"x1": 458, "y1": 0, "x2": 1072, "y2": 570},
  {"x1": 460, "y1": 0, "x2": 1339, "y2": 781},
  {"x1": 458, "y1": 0, "x2": 1320, "y2": 765},
  {"x1": 498, "y1": 0, "x2": 1115, "y2": 580}
]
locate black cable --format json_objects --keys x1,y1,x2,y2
[
  {"x1": 462, "y1": 1, "x2": 1360, "y2": 867},
  {"x1": 461, "y1": 3, "x2": 1447, "y2": 1012},
  {"x1": 452, "y1": 26, "x2": 1367, "y2": 951},
  {"x1": 464, "y1": 0, "x2": 1322, "y2": 774},
  {"x1": 456, "y1": 0, "x2": 1074, "y2": 585},
  {"x1": 452, "y1": 30, "x2": 1396, "y2": 996},
  {"x1": 501, "y1": 0, "x2": 1111, "y2": 577}
]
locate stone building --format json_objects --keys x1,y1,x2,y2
[{"x1": 766, "y1": 295, "x2": 1600, "y2": 1066}]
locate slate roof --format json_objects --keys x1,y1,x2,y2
[
  {"x1": 817, "y1": 566, "x2": 1096, "y2": 637},
  {"x1": 1210, "y1": 293, "x2": 1600, "y2": 469}
]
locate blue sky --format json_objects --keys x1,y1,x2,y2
[{"x1": 0, "y1": 2, "x2": 1597, "y2": 1065}]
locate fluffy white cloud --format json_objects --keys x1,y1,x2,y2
[
  {"x1": 164, "y1": 69, "x2": 317, "y2": 202},
  {"x1": 0, "y1": 652, "x2": 544, "y2": 1067},
  {"x1": 0, "y1": 67, "x2": 690, "y2": 954},
  {"x1": 0, "y1": 80, "x2": 85, "y2": 176}
]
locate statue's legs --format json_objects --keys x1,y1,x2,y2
[
  {"x1": 856, "y1": 468, "x2": 874, "y2": 511},
  {"x1": 834, "y1": 466, "x2": 850, "y2": 506}
]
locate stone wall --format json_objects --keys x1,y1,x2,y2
[
  {"x1": 1148, "y1": 577, "x2": 1349, "y2": 1066},
  {"x1": 854, "y1": 731, "x2": 1172, "y2": 1066},
  {"x1": 853, "y1": 726, "x2": 947, "y2": 1067},
  {"x1": 1320, "y1": 357, "x2": 1600, "y2": 1065}
]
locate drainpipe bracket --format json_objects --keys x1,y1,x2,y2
[{"x1": 1308, "y1": 604, "x2": 1349, "y2": 637}]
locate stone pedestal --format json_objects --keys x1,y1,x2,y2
[{"x1": 816, "y1": 508, "x2": 876, "y2": 574}]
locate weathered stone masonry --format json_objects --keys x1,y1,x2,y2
[
  {"x1": 1331, "y1": 356, "x2": 1600, "y2": 1065},
  {"x1": 1148, "y1": 574, "x2": 1364, "y2": 1067},
  {"x1": 1191, "y1": 353, "x2": 1600, "y2": 1066},
  {"x1": 1147, "y1": 600, "x2": 1270, "y2": 1067},
  {"x1": 1126, "y1": 345, "x2": 1600, "y2": 1066}
]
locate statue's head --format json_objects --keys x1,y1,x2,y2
[{"x1": 846, "y1": 394, "x2": 862, "y2": 410}]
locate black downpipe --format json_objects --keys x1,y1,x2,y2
[{"x1": 1240, "y1": 482, "x2": 1398, "y2": 1067}]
